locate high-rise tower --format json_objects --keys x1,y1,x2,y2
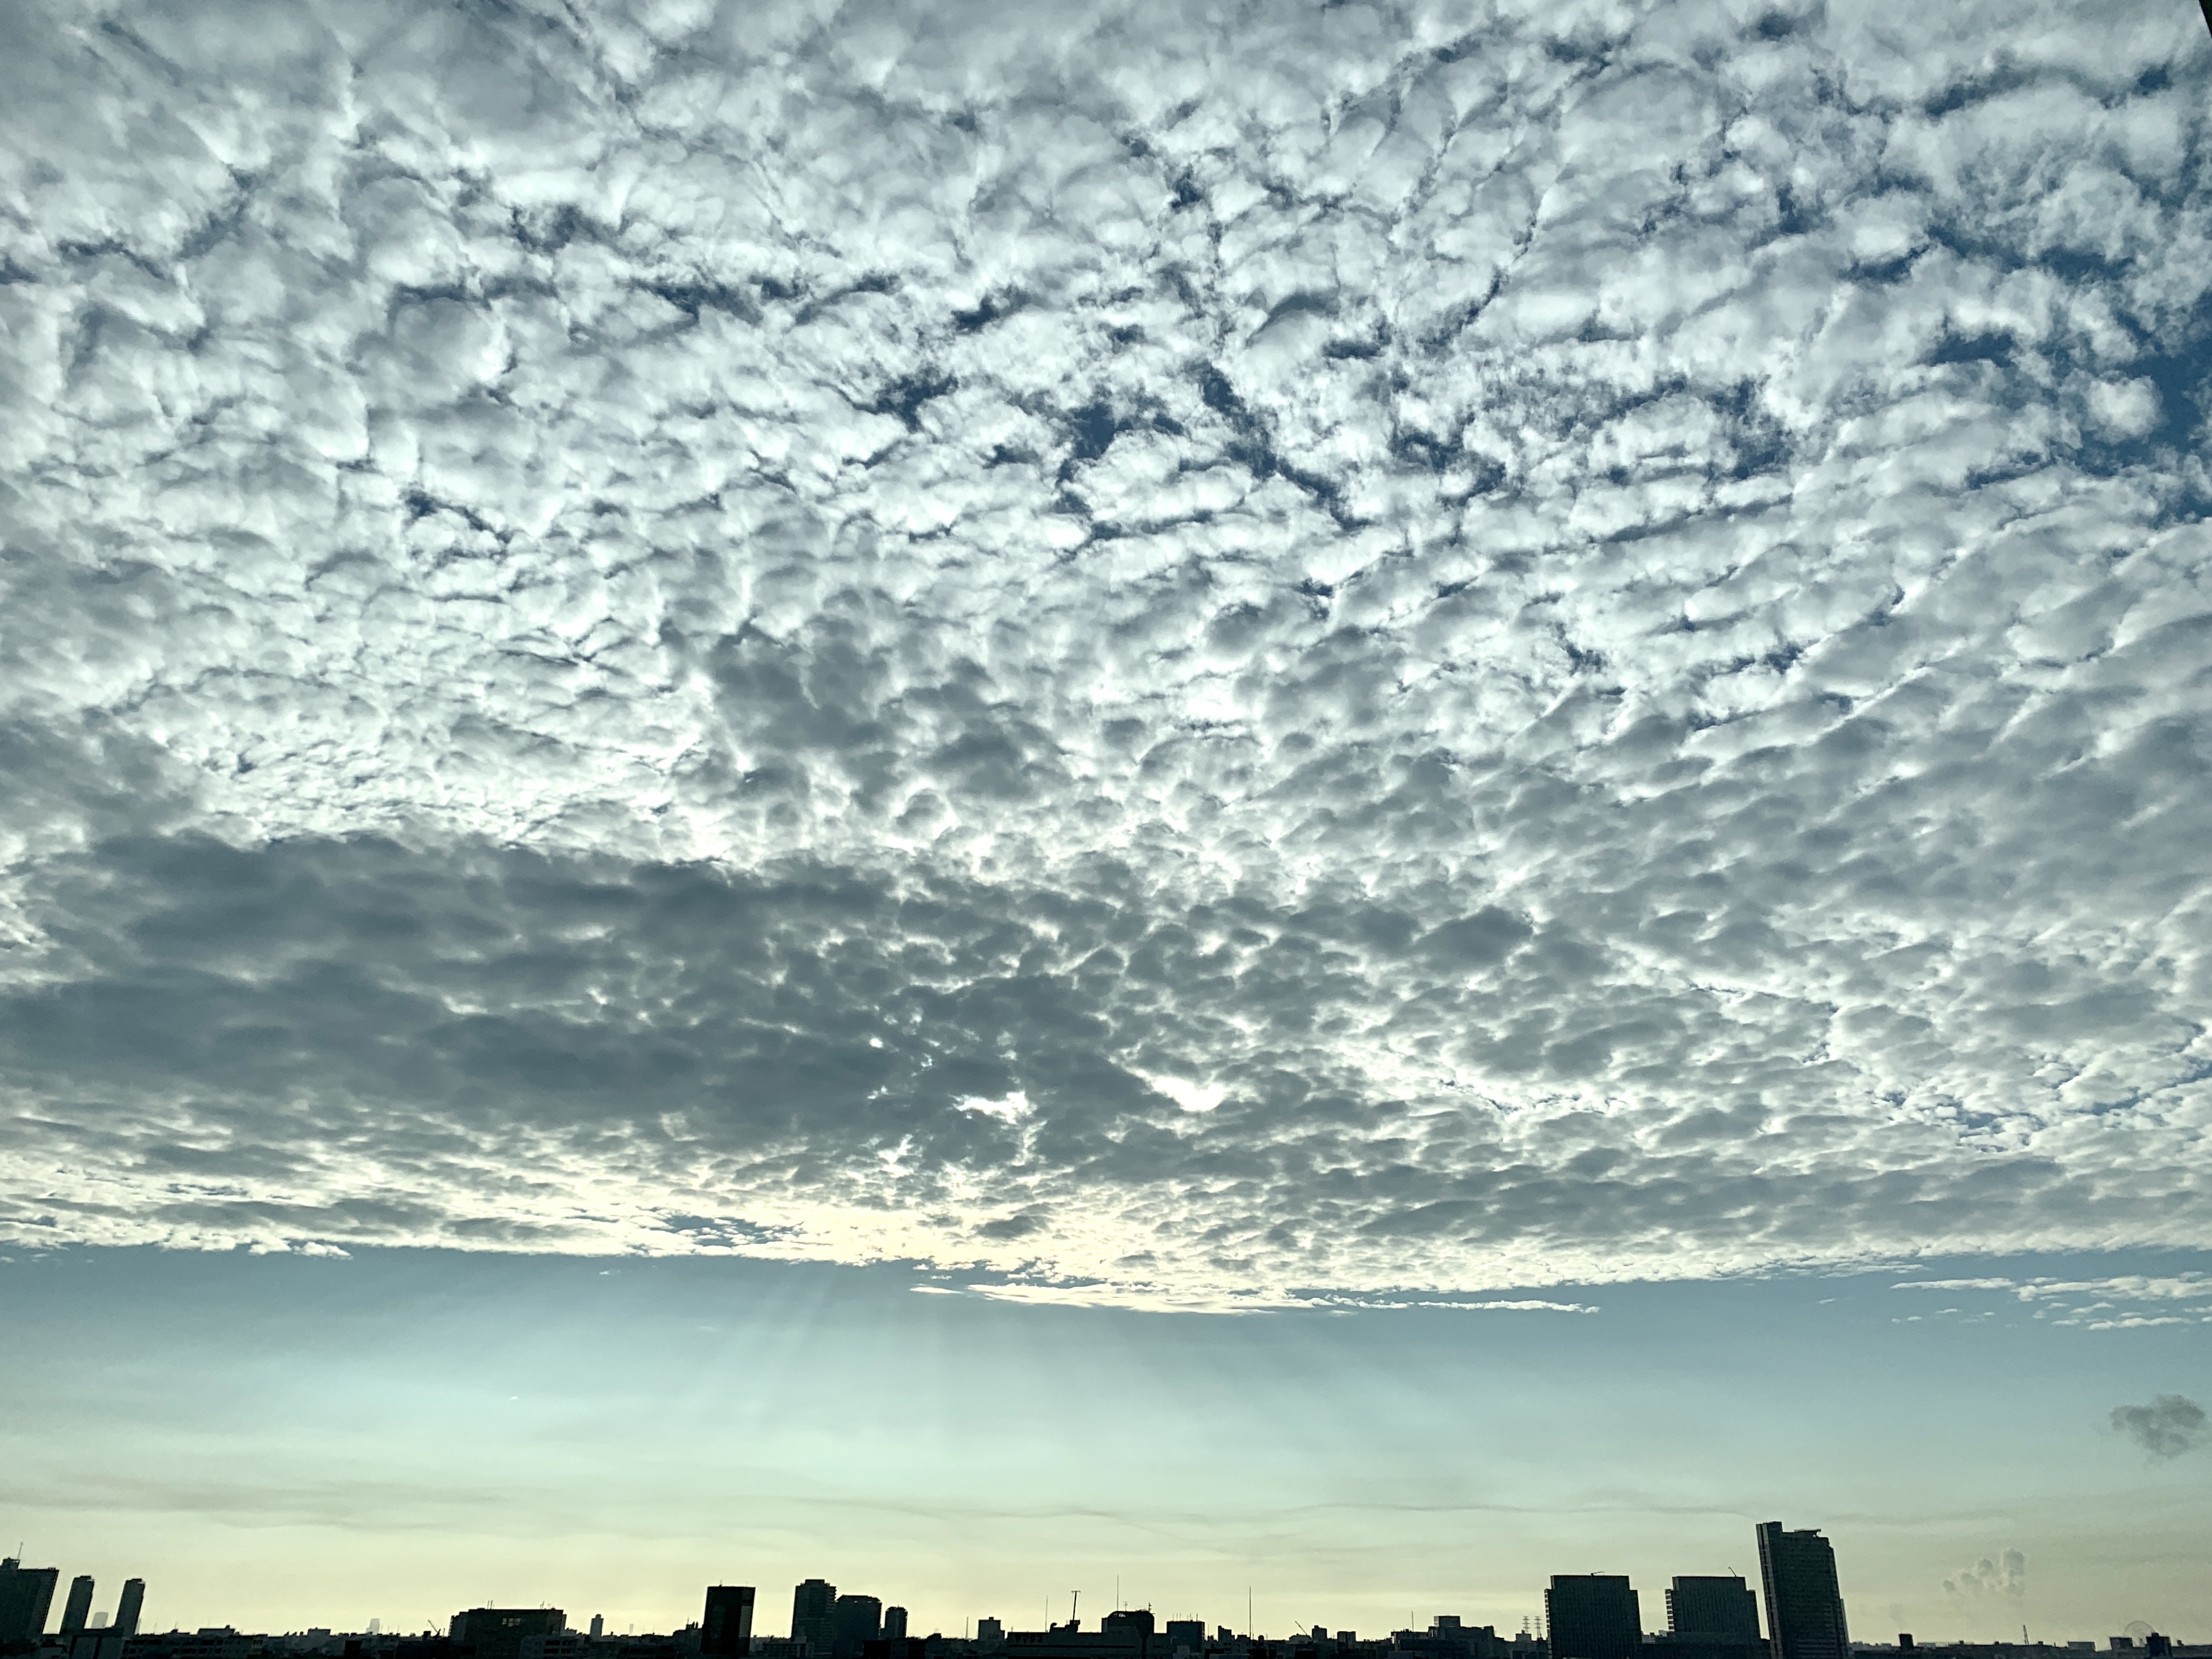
[
  {"x1": 830, "y1": 1596, "x2": 882, "y2": 1659},
  {"x1": 1756, "y1": 1523, "x2": 1849, "y2": 1659},
  {"x1": 61, "y1": 1577, "x2": 95, "y2": 1636},
  {"x1": 0, "y1": 1560, "x2": 61, "y2": 1645},
  {"x1": 1667, "y1": 1578, "x2": 1760, "y2": 1644},
  {"x1": 113, "y1": 1581, "x2": 146, "y2": 1640},
  {"x1": 792, "y1": 1581, "x2": 837, "y2": 1655},
  {"x1": 1546, "y1": 1576, "x2": 1642, "y2": 1659},
  {"x1": 704, "y1": 1588, "x2": 756, "y2": 1659}
]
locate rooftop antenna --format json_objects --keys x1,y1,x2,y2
[{"x1": 1072, "y1": 1592, "x2": 1080, "y2": 1628}]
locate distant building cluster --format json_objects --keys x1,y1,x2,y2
[
  {"x1": 1, "y1": 1527, "x2": 2201, "y2": 1659},
  {"x1": 1, "y1": 1559, "x2": 146, "y2": 1659}
]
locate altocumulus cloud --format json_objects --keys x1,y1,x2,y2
[{"x1": 1, "y1": 0, "x2": 2210, "y2": 1309}]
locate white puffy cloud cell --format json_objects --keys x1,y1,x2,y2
[{"x1": 1, "y1": 0, "x2": 2210, "y2": 1307}]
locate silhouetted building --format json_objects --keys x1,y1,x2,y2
[
  {"x1": 704, "y1": 1590, "x2": 755, "y2": 1659},
  {"x1": 1667, "y1": 1582, "x2": 1758, "y2": 1646},
  {"x1": 1545, "y1": 1578, "x2": 1639, "y2": 1659},
  {"x1": 977, "y1": 1623, "x2": 1005, "y2": 1651},
  {"x1": 1755, "y1": 1525, "x2": 1847, "y2": 1659},
  {"x1": 998, "y1": 1616, "x2": 1173, "y2": 1659},
  {"x1": 1395, "y1": 1619, "x2": 1507, "y2": 1659},
  {"x1": 1, "y1": 1559, "x2": 61, "y2": 1645},
  {"x1": 61, "y1": 1579, "x2": 96, "y2": 1637},
  {"x1": 591, "y1": 1624, "x2": 605, "y2": 1642},
  {"x1": 113, "y1": 1628, "x2": 264, "y2": 1659},
  {"x1": 1101, "y1": 1615, "x2": 1154, "y2": 1656},
  {"x1": 793, "y1": 1585, "x2": 837, "y2": 1656},
  {"x1": 114, "y1": 1582, "x2": 146, "y2": 1641},
  {"x1": 832, "y1": 1600, "x2": 881, "y2": 1659},
  {"x1": 882, "y1": 1615, "x2": 906, "y2": 1649},
  {"x1": 1163, "y1": 1627, "x2": 1202, "y2": 1656},
  {"x1": 450, "y1": 1609, "x2": 566, "y2": 1659}
]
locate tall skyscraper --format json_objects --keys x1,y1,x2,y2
[
  {"x1": 591, "y1": 1619, "x2": 605, "y2": 1640},
  {"x1": 0, "y1": 1559, "x2": 61, "y2": 1645},
  {"x1": 830, "y1": 1596, "x2": 882, "y2": 1659},
  {"x1": 882, "y1": 1610, "x2": 908, "y2": 1647},
  {"x1": 1756, "y1": 1523, "x2": 1849, "y2": 1659},
  {"x1": 704, "y1": 1588, "x2": 756, "y2": 1659},
  {"x1": 113, "y1": 1581, "x2": 146, "y2": 1640},
  {"x1": 1667, "y1": 1579, "x2": 1760, "y2": 1644},
  {"x1": 61, "y1": 1577, "x2": 95, "y2": 1636},
  {"x1": 792, "y1": 1582, "x2": 837, "y2": 1655},
  {"x1": 1546, "y1": 1576, "x2": 1642, "y2": 1659}
]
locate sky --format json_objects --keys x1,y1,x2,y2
[
  {"x1": 3, "y1": 1246, "x2": 2210, "y2": 1643},
  {"x1": 1, "y1": 0, "x2": 2209, "y2": 1643}
]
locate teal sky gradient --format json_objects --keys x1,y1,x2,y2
[{"x1": 3, "y1": 1248, "x2": 2206, "y2": 1645}]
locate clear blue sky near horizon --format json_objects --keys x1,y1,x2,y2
[{"x1": 3, "y1": 1246, "x2": 2207, "y2": 1644}]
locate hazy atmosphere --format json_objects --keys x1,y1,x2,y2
[
  {"x1": 2, "y1": 0, "x2": 2209, "y2": 1645},
  {"x1": 6, "y1": 1247, "x2": 2210, "y2": 1639}
]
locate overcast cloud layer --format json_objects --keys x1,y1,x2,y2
[{"x1": 2, "y1": 0, "x2": 2210, "y2": 1308}]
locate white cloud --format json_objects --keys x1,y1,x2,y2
[
  {"x1": 1300, "y1": 1296, "x2": 1600, "y2": 1314},
  {"x1": 957, "y1": 1093, "x2": 1037, "y2": 1124},
  {"x1": 0, "y1": 0, "x2": 2208, "y2": 1309},
  {"x1": 1892, "y1": 1274, "x2": 2212, "y2": 1328},
  {"x1": 1892, "y1": 1279, "x2": 2019, "y2": 1292},
  {"x1": 1133, "y1": 1074, "x2": 1228, "y2": 1115},
  {"x1": 2088, "y1": 377, "x2": 2163, "y2": 439}
]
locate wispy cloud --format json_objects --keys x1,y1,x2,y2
[
  {"x1": 1296, "y1": 1295, "x2": 1600, "y2": 1314},
  {"x1": 1893, "y1": 1275, "x2": 2212, "y2": 1329}
]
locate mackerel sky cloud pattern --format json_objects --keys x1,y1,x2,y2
[{"x1": 1, "y1": 0, "x2": 2209, "y2": 1308}]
